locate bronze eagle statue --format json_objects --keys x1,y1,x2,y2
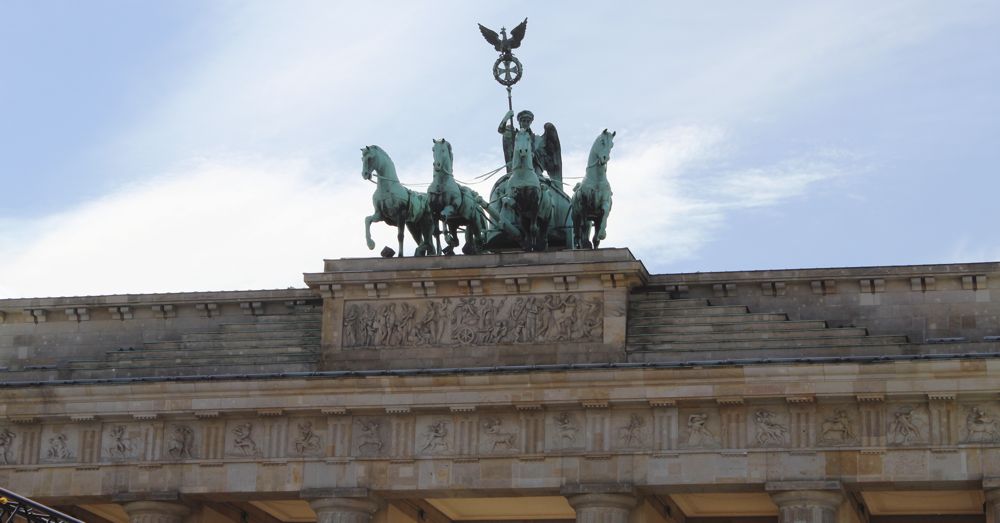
[{"x1": 478, "y1": 18, "x2": 528, "y2": 61}]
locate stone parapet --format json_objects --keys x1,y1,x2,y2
[{"x1": 650, "y1": 261, "x2": 1000, "y2": 343}]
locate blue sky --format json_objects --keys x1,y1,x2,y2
[{"x1": 1, "y1": 1, "x2": 999, "y2": 297}]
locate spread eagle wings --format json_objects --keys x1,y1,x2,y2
[
  {"x1": 478, "y1": 24, "x2": 502, "y2": 51},
  {"x1": 509, "y1": 18, "x2": 528, "y2": 49},
  {"x1": 478, "y1": 18, "x2": 528, "y2": 52}
]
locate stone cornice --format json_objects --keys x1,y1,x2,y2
[{"x1": 1, "y1": 359, "x2": 998, "y2": 421}]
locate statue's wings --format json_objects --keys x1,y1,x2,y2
[
  {"x1": 541, "y1": 122, "x2": 563, "y2": 183},
  {"x1": 509, "y1": 18, "x2": 528, "y2": 49},
  {"x1": 478, "y1": 24, "x2": 503, "y2": 51}
]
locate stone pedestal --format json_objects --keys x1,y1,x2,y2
[
  {"x1": 120, "y1": 501, "x2": 190, "y2": 523},
  {"x1": 769, "y1": 490, "x2": 843, "y2": 523},
  {"x1": 566, "y1": 493, "x2": 639, "y2": 523},
  {"x1": 304, "y1": 249, "x2": 647, "y2": 371},
  {"x1": 308, "y1": 497, "x2": 382, "y2": 523}
]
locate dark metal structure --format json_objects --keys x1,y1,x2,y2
[{"x1": 0, "y1": 488, "x2": 84, "y2": 523}]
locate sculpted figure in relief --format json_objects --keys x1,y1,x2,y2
[
  {"x1": 0, "y1": 428, "x2": 15, "y2": 464},
  {"x1": 343, "y1": 294, "x2": 601, "y2": 349},
  {"x1": 108, "y1": 425, "x2": 134, "y2": 458},
  {"x1": 889, "y1": 408, "x2": 922, "y2": 445},
  {"x1": 687, "y1": 414, "x2": 715, "y2": 446},
  {"x1": 46, "y1": 432, "x2": 71, "y2": 460},
  {"x1": 820, "y1": 410, "x2": 856, "y2": 444},
  {"x1": 966, "y1": 407, "x2": 1000, "y2": 442},
  {"x1": 618, "y1": 414, "x2": 646, "y2": 446},
  {"x1": 357, "y1": 420, "x2": 384, "y2": 453},
  {"x1": 482, "y1": 418, "x2": 516, "y2": 451},
  {"x1": 295, "y1": 421, "x2": 322, "y2": 454},
  {"x1": 753, "y1": 410, "x2": 788, "y2": 446},
  {"x1": 420, "y1": 421, "x2": 450, "y2": 453},
  {"x1": 232, "y1": 423, "x2": 261, "y2": 457},
  {"x1": 168, "y1": 425, "x2": 194, "y2": 459},
  {"x1": 554, "y1": 413, "x2": 579, "y2": 444}
]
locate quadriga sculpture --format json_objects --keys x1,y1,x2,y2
[
  {"x1": 361, "y1": 145, "x2": 435, "y2": 257},
  {"x1": 571, "y1": 129, "x2": 615, "y2": 249},
  {"x1": 427, "y1": 139, "x2": 490, "y2": 255}
]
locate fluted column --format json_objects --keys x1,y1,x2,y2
[
  {"x1": 309, "y1": 497, "x2": 382, "y2": 523},
  {"x1": 120, "y1": 501, "x2": 190, "y2": 523},
  {"x1": 770, "y1": 490, "x2": 843, "y2": 523},
  {"x1": 566, "y1": 492, "x2": 639, "y2": 523}
]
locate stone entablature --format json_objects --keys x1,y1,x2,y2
[{"x1": 3, "y1": 360, "x2": 1000, "y2": 498}]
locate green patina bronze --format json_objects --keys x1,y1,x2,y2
[
  {"x1": 572, "y1": 129, "x2": 616, "y2": 249},
  {"x1": 428, "y1": 138, "x2": 490, "y2": 255},
  {"x1": 361, "y1": 145, "x2": 435, "y2": 257},
  {"x1": 355, "y1": 18, "x2": 618, "y2": 255}
]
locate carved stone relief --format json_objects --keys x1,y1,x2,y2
[
  {"x1": 342, "y1": 293, "x2": 603, "y2": 348},
  {"x1": 292, "y1": 420, "x2": 323, "y2": 456},
  {"x1": 0, "y1": 427, "x2": 15, "y2": 465},
  {"x1": 167, "y1": 425, "x2": 195, "y2": 459},
  {"x1": 888, "y1": 406, "x2": 927, "y2": 446},
  {"x1": 43, "y1": 429, "x2": 74, "y2": 462},
  {"x1": 963, "y1": 406, "x2": 1000, "y2": 443},
  {"x1": 818, "y1": 408, "x2": 858, "y2": 445},
  {"x1": 547, "y1": 412, "x2": 582, "y2": 450},
  {"x1": 417, "y1": 418, "x2": 452, "y2": 454},
  {"x1": 352, "y1": 417, "x2": 388, "y2": 457},
  {"x1": 479, "y1": 415, "x2": 518, "y2": 453},
  {"x1": 105, "y1": 425, "x2": 136, "y2": 460},
  {"x1": 752, "y1": 409, "x2": 789, "y2": 447},
  {"x1": 680, "y1": 410, "x2": 719, "y2": 449},
  {"x1": 227, "y1": 422, "x2": 262, "y2": 457},
  {"x1": 614, "y1": 412, "x2": 650, "y2": 449}
]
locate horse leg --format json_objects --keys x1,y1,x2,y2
[
  {"x1": 397, "y1": 222, "x2": 406, "y2": 257},
  {"x1": 592, "y1": 214, "x2": 603, "y2": 249},
  {"x1": 364, "y1": 211, "x2": 382, "y2": 251},
  {"x1": 580, "y1": 218, "x2": 593, "y2": 249},
  {"x1": 597, "y1": 198, "x2": 612, "y2": 242},
  {"x1": 433, "y1": 220, "x2": 442, "y2": 255}
]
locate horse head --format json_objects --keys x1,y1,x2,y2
[
  {"x1": 361, "y1": 145, "x2": 379, "y2": 181},
  {"x1": 432, "y1": 138, "x2": 453, "y2": 176},
  {"x1": 590, "y1": 129, "x2": 616, "y2": 167},
  {"x1": 513, "y1": 129, "x2": 533, "y2": 170}
]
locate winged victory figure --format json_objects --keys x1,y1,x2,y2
[{"x1": 478, "y1": 18, "x2": 528, "y2": 61}]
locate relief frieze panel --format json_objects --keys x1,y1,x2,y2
[
  {"x1": 679, "y1": 409, "x2": 721, "y2": 449},
  {"x1": 818, "y1": 408, "x2": 859, "y2": 446},
  {"x1": 0, "y1": 426, "x2": 16, "y2": 465},
  {"x1": 888, "y1": 405, "x2": 928, "y2": 446},
  {"x1": 6, "y1": 401, "x2": 1000, "y2": 469},
  {"x1": 546, "y1": 412, "x2": 584, "y2": 451},
  {"x1": 342, "y1": 293, "x2": 603, "y2": 349},
  {"x1": 478, "y1": 414, "x2": 519, "y2": 454},
  {"x1": 962, "y1": 405, "x2": 1000, "y2": 443}
]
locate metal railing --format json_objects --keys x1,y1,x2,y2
[{"x1": 0, "y1": 488, "x2": 84, "y2": 523}]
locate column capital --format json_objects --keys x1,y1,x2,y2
[
  {"x1": 120, "y1": 501, "x2": 190, "y2": 523},
  {"x1": 306, "y1": 496, "x2": 382, "y2": 523},
  {"x1": 769, "y1": 490, "x2": 843, "y2": 510},
  {"x1": 565, "y1": 492, "x2": 640, "y2": 513}
]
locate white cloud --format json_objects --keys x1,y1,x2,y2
[{"x1": 0, "y1": 126, "x2": 851, "y2": 298}]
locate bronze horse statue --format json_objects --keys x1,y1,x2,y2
[
  {"x1": 427, "y1": 138, "x2": 489, "y2": 255},
  {"x1": 361, "y1": 145, "x2": 435, "y2": 256},
  {"x1": 571, "y1": 129, "x2": 615, "y2": 249}
]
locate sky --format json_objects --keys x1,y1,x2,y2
[{"x1": 1, "y1": 1, "x2": 999, "y2": 298}]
